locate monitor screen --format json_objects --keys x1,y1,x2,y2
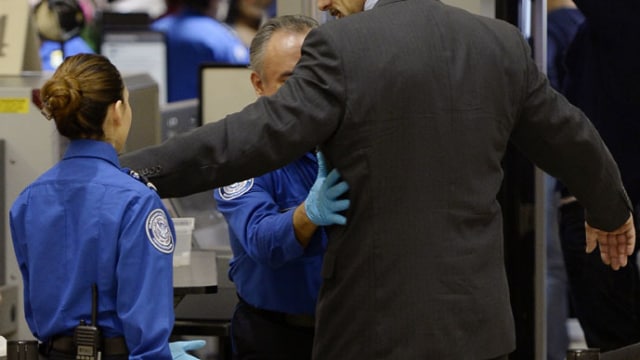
[
  {"x1": 199, "y1": 64, "x2": 255, "y2": 124},
  {"x1": 97, "y1": 11, "x2": 151, "y2": 33},
  {"x1": 101, "y1": 31, "x2": 168, "y2": 104},
  {"x1": 123, "y1": 73, "x2": 161, "y2": 152},
  {"x1": 160, "y1": 98, "x2": 200, "y2": 141},
  {"x1": 158, "y1": 98, "x2": 230, "y2": 251}
]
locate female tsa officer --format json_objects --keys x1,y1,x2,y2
[{"x1": 9, "y1": 54, "x2": 204, "y2": 360}]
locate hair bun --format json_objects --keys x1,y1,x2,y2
[{"x1": 42, "y1": 76, "x2": 82, "y2": 121}]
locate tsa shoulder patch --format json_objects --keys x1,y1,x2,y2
[
  {"x1": 145, "y1": 209, "x2": 174, "y2": 254},
  {"x1": 218, "y1": 179, "x2": 254, "y2": 200}
]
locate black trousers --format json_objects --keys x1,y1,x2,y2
[
  {"x1": 559, "y1": 201, "x2": 640, "y2": 351},
  {"x1": 231, "y1": 300, "x2": 314, "y2": 360}
]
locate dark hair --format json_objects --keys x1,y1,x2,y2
[
  {"x1": 183, "y1": 0, "x2": 210, "y2": 12},
  {"x1": 40, "y1": 53, "x2": 124, "y2": 140},
  {"x1": 225, "y1": 0, "x2": 271, "y2": 27},
  {"x1": 250, "y1": 15, "x2": 319, "y2": 74},
  {"x1": 224, "y1": 0, "x2": 242, "y2": 25}
]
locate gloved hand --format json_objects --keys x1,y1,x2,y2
[
  {"x1": 305, "y1": 151, "x2": 350, "y2": 226},
  {"x1": 169, "y1": 340, "x2": 206, "y2": 360}
]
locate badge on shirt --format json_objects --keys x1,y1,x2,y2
[
  {"x1": 145, "y1": 209, "x2": 174, "y2": 253},
  {"x1": 218, "y1": 179, "x2": 254, "y2": 200}
]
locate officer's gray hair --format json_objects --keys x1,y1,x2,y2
[{"x1": 249, "y1": 15, "x2": 319, "y2": 76}]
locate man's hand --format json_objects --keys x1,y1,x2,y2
[
  {"x1": 585, "y1": 213, "x2": 635, "y2": 270},
  {"x1": 304, "y1": 152, "x2": 350, "y2": 226},
  {"x1": 169, "y1": 340, "x2": 206, "y2": 360}
]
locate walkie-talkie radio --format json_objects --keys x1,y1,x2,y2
[{"x1": 74, "y1": 284, "x2": 102, "y2": 360}]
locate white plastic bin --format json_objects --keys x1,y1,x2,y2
[{"x1": 172, "y1": 217, "x2": 195, "y2": 266}]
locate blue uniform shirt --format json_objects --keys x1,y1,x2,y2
[
  {"x1": 546, "y1": 8, "x2": 584, "y2": 91},
  {"x1": 152, "y1": 8, "x2": 250, "y2": 102},
  {"x1": 560, "y1": 0, "x2": 640, "y2": 205},
  {"x1": 10, "y1": 140, "x2": 175, "y2": 359},
  {"x1": 214, "y1": 152, "x2": 325, "y2": 315}
]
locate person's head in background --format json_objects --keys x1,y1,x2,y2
[
  {"x1": 40, "y1": 54, "x2": 132, "y2": 153},
  {"x1": 184, "y1": 0, "x2": 219, "y2": 20},
  {"x1": 547, "y1": 0, "x2": 577, "y2": 12},
  {"x1": 316, "y1": 0, "x2": 365, "y2": 18},
  {"x1": 158, "y1": 0, "x2": 185, "y2": 19},
  {"x1": 34, "y1": 0, "x2": 85, "y2": 42},
  {"x1": 33, "y1": 0, "x2": 96, "y2": 70},
  {"x1": 249, "y1": 14, "x2": 319, "y2": 97},
  {"x1": 225, "y1": 0, "x2": 274, "y2": 48}
]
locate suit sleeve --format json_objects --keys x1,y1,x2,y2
[
  {"x1": 120, "y1": 27, "x2": 345, "y2": 198},
  {"x1": 508, "y1": 29, "x2": 631, "y2": 231},
  {"x1": 116, "y1": 193, "x2": 174, "y2": 359}
]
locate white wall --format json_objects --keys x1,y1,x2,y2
[{"x1": 441, "y1": 0, "x2": 495, "y2": 18}]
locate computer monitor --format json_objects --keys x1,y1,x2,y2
[
  {"x1": 101, "y1": 30, "x2": 168, "y2": 104},
  {"x1": 123, "y1": 73, "x2": 162, "y2": 152},
  {"x1": 96, "y1": 11, "x2": 151, "y2": 33},
  {"x1": 199, "y1": 64, "x2": 255, "y2": 124},
  {"x1": 156, "y1": 98, "x2": 230, "y2": 250},
  {"x1": 160, "y1": 98, "x2": 200, "y2": 141}
]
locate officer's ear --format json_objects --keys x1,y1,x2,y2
[
  {"x1": 103, "y1": 100, "x2": 123, "y2": 132},
  {"x1": 250, "y1": 71, "x2": 265, "y2": 96},
  {"x1": 112, "y1": 100, "x2": 125, "y2": 123}
]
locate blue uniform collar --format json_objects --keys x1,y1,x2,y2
[{"x1": 63, "y1": 139, "x2": 121, "y2": 168}]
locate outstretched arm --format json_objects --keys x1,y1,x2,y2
[{"x1": 586, "y1": 213, "x2": 635, "y2": 270}]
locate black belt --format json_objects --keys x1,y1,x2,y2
[
  {"x1": 40, "y1": 336, "x2": 129, "y2": 356},
  {"x1": 238, "y1": 295, "x2": 315, "y2": 329}
]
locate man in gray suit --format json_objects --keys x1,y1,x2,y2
[{"x1": 121, "y1": 0, "x2": 635, "y2": 358}]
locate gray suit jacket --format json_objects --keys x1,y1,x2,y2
[{"x1": 121, "y1": 0, "x2": 631, "y2": 358}]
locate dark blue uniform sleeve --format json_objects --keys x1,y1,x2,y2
[
  {"x1": 116, "y1": 192, "x2": 175, "y2": 359},
  {"x1": 214, "y1": 177, "x2": 305, "y2": 268},
  {"x1": 570, "y1": 0, "x2": 639, "y2": 105}
]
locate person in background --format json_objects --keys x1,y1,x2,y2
[
  {"x1": 119, "y1": 1, "x2": 636, "y2": 358},
  {"x1": 544, "y1": 1, "x2": 585, "y2": 359},
  {"x1": 155, "y1": 0, "x2": 185, "y2": 20},
  {"x1": 152, "y1": 0, "x2": 250, "y2": 102},
  {"x1": 213, "y1": 15, "x2": 349, "y2": 360},
  {"x1": 224, "y1": 0, "x2": 274, "y2": 48},
  {"x1": 33, "y1": 0, "x2": 95, "y2": 71},
  {"x1": 9, "y1": 54, "x2": 204, "y2": 360},
  {"x1": 556, "y1": 0, "x2": 640, "y2": 352}
]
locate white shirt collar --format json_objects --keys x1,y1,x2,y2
[{"x1": 364, "y1": 0, "x2": 380, "y2": 11}]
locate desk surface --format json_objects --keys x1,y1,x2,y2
[{"x1": 173, "y1": 250, "x2": 218, "y2": 296}]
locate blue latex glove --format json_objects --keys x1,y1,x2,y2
[
  {"x1": 305, "y1": 152, "x2": 350, "y2": 226},
  {"x1": 169, "y1": 340, "x2": 206, "y2": 360}
]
